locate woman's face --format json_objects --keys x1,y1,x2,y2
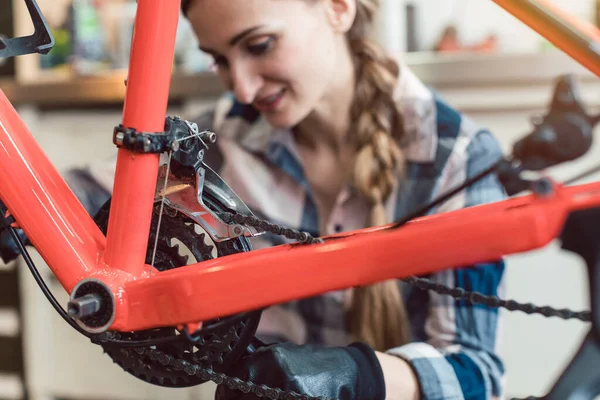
[{"x1": 187, "y1": 0, "x2": 351, "y2": 129}]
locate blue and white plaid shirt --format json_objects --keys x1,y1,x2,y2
[{"x1": 74, "y1": 61, "x2": 507, "y2": 400}]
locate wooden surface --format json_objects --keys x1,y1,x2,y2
[{"x1": 0, "y1": 71, "x2": 225, "y2": 108}]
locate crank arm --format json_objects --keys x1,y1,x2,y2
[{"x1": 154, "y1": 163, "x2": 264, "y2": 242}]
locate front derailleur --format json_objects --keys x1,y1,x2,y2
[{"x1": 153, "y1": 118, "x2": 264, "y2": 243}]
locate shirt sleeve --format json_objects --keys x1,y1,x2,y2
[{"x1": 386, "y1": 129, "x2": 508, "y2": 400}]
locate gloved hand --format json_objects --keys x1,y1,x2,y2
[{"x1": 215, "y1": 341, "x2": 386, "y2": 400}]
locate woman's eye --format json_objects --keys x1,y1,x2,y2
[
  {"x1": 212, "y1": 55, "x2": 229, "y2": 69},
  {"x1": 246, "y1": 37, "x2": 274, "y2": 55}
]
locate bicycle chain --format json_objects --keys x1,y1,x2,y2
[
  {"x1": 96, "y1": 209, "x2": 578, "y2": 399},
  {"x1": 219, "y1": 212, "x2": 324, "y2": 244},
  {"x1": 403, "y1": 276, "x2": 591, "y2": 322},
  {"x1": 142, "y1": 345, "x2": 329, "y2": 400},
  {"x1": 219, "y1": 212, "x2": 590, "y2": 323},
  {"x1": 144, "y1": 340, "x2": 542, "y2": 400},
  {"x1": 92, "y1": 329, "x2": 326, "y2": 400},
  {"x1": 211, "y1": 210, "x2": 593, "y2": 400}
]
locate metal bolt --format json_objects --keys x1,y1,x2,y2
[
  {"x1": 165, "y1": 207, "x2": 178, "y2": 217},
  {"x1": 68, "y1": 293, "x2": 102, "y2": 319},
  {"x1": 170, "y1": 140, "x2": 180, "y2": 152},
  {"x1": 115, "y1": 132, "x2": 125, "y2": 145},
  {"x1": 232, "y1": 225, "x2": 244, "y2": 236},
  {"x1": 531, "y1": 177, "x2": 554, "y2": 197},
  {"x1": 144, "y1": 138, "x2": 152, "y2": 152},
  {"x1": 202, "y1": 131, "x2": 217, "y2": 144}
]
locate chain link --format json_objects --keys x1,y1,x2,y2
[
  {"x1": 402, "y1": 276, "x2": 591, "y2": 322},
  {"x1": 219, "y1": 212, "x2": 324, "y2": 244}
]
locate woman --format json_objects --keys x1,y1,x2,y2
[{"x1": 176, "y1": 1, "x2": 507, "y2": 399}]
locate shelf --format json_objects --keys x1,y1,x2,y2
[
  {"x1": 0, "y1": 71, "x2": 225, "y2": 108},
  {"x1": 404, "y1": 51, "x2": 598, "y2": 88},
  {"x1": 1, "y1": 52, "x2": 598, "y2": 109}
]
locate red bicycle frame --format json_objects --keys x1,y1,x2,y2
[{"x1": 0, "y1": 0, "x2": 599, "y2": 333}]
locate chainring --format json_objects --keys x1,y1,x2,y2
[{"x1": 93, "y1": 194, "x2": 261, "y2": 387}]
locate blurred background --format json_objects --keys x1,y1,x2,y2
[{"x1": 1, "y1": 0, "x2": 600, "y2": 399}]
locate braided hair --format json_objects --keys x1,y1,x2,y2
[{"x1": 344, "y1": 0, "x2": 410, "y2": 352}]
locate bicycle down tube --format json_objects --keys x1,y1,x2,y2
[{"x1": 0, "y1": 90, "x2": 104, "y2": 291}]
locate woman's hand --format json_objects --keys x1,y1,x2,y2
[{"x1": 214, "y1": 341, "x2": 386, "y2": 400}]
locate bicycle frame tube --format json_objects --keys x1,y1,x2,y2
[
  {"x1": 0, "y1": 91, "x2": 105, "y2": 292},
  {"x1": 116, "y1": 181, "x2": 600, "y2": 331},
  {"x1": 103, "y1": 0, "x2": 181, "y2": 275}
]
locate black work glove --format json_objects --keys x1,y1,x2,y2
[{"x1": 215, "y1": 341, "x2": 385, "y2": 400}]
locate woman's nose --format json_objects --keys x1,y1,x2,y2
[{"x1": 229, "y1": 63, "x2": 262, "y2": 105}]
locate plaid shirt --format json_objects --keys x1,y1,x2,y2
[{"x1": 73, "y1": 61, "x2": 507, "y2": 400}]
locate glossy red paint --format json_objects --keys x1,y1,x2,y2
[
  {"x1": 104, "y1": 0, "x2": 181, "y2": 276},
  {"x1": 0, "y1": 90, "x2": 105, "y2": 292},
  {"x1": 116, "y1": 181, "x2": 600, "y2": 331}
]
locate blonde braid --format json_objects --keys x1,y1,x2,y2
[{"x1": 346, "y1": 0, "x2": 411, "y2": 352}]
